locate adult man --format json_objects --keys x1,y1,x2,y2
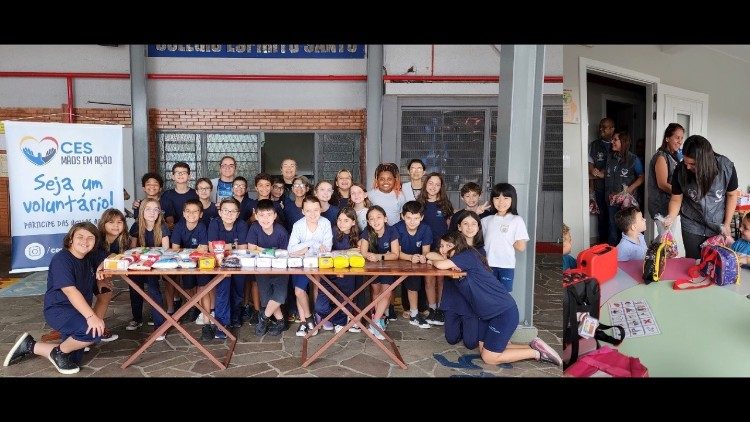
[
  {"x1": 211, "y1": 156, "x2": 237, "y2": 203},
  {"x1": 589, "y1": 118, "x2": 615, "y2": 244}
]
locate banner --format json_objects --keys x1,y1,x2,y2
[
  {"x1": 4, "y1": 121, "x2": 124, "y2": 273},
  {"x1": 148, "y1": 44, "x2": 366, "y2": 59}
]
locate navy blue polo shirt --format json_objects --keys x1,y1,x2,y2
[
  {"x1": 160, "y1": 188, "x2": 198, "y2": 225},
  {"x1": 207, "y1": 218, "x2": 249, "y2": 246},
  {"x1": 246, "y1": 222, "x2": 289, "y2": 249},
  {"x1": 360, "y1": 224, "x2": 399, "y2": 253},
  {"x1": 422, "y1": 201, "x2": 451, "y2": 248},
  {"x1": 170, "y1": 220, "x2": 208, "y2": 248},
  {"x1": 44, "y1": 249, "x2": 107, "y2": 321},
  {"x1": 450, "y1": 248, "x2": 515, "y2": 319},
  {"x1": 200, "y1": 202, "x2": 219, "y2": 228},
  {"x1": 393, "y1": 220, "x2": 433, "y2": 255},
  {"x1": 129, "y1": 222, "x2": 171, "y2": 247}
]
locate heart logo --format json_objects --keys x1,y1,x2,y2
[{"x1": 20, "y1": 135, "x2": 58, "y2": 166}]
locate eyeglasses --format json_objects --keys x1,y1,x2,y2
[
  {"x1": 293, "y1": 183, "x2": 306, "y2": 188},
  {"x1": 221, "y1": 209, "x2": 239, "y2": 214}
]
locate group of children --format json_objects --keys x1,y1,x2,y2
[{"x1": 3, "y1": 157, "x2": 563, "y2": 373}]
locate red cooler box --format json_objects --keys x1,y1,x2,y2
[{"x1": 576, "y1": 244, "x2": 618, "y2": 283}]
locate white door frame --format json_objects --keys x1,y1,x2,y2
[{"x1": 578, "y1": 57, "x2": 660, "y2": 248}]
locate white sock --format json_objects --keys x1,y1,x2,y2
[
  {"x1": 429, "y1": 304, "x2": 436, "y2": 310},
  {"x1": 410, "y1": 309, "x2": 418, "y2": 317}
]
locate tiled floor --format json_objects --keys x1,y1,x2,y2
[{"x1": 0, "y1": 244, "x2": 562, "y2": 378}]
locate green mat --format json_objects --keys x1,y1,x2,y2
[{"x1": 601, "y1": 281, "x2": 750, "y2": 377}]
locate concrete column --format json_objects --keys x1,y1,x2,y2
[
  {"x1": 495, "y1": 45, "x2": 546, "y2": 341},
  {"x1": 129, "y1": 45, "x2": 149, "y2": 190},
  {"x1": 365, "y1": 45, "x2": 383, "y2": 182}
]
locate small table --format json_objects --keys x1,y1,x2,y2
[{"x1": 105, "y1": 263, "x2": 461, "y2": 370}]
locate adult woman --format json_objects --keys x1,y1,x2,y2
[
  {"x1": 604, "y1": 130, "x2": 644, "y2": 246},
  {"x1": 664, "y1": 135, "x2": 739, "y2": 258},
  {"x1": 402, "y1": 159, "x2": 426, "y2": 202},
  {"x1": 3, "y1": 222, "x2": 107, "y2": 374},
  {"x1": 647, "y1": 123, "x2": 685, "y2": 255}
]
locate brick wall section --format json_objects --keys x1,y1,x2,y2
[
  {"x1": 147, "y1": 108, "x2": 366, "y2": 172},
  {"x1": 0, "y1": 107, "x2": 367, "y2": 245}
]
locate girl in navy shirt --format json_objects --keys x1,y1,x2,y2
[
  {"x1": 441, "y1": 211, "x2": 482, "y2": 349},
  {"x1": 128, "y1": 198, "x2": 170, "y2": 334},
  {"x1": 314, "y1": 207, "x2": 361, "y2": 333},
  {"x1": 196, "y1": 177, "x2": 218, "y2": 228},
  {"x1": 418, "y1": 172, "x2": 453, "y2": 326},
  {"x1": 3, "y1": 222, "x2": 107, "y2": 374},
  {"x1": 359, "y1": 205, "x2": 401, "y2": 339},
  {"x1": 330, "y1": 168, "x2": 354, "y2": 209},
  {"x1": 315, "y1": 180, "x2": 341, "y2": 225},
  {"x1": 427, "y1": 231, "x2": 561, "y2": 367}
]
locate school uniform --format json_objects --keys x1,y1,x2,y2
[
  {"x1": 246, "y1": 223, "x2": 290, "y2": 307},
  {"x1": 422, "y1": 201, "x2": 451, "y2": 250},
  {"x1": 129, "y1": 222, "x2": 170, "y2": 327},
  {"x1": 160, "y1": 188, "x2": 198, "y2": 225},
  {"x1": 449, "y1": 209, "x2": 493, "y2": 233},
  {"x1": 206, "y1": 218, "x2": 249, "y2": 327},
  {"x1": 171, "y1": 220, "x2": 209, "y2": 288},
  {"x1": 281, "y1": 196, "x2": 304, "y2": 233},
  {"x1": 394, "y1": 220, "x2": 432, "y2": 293},
  {"x1": 442, "y1": 247, "x2": 483, "y2": 350},
  {"x1": 321, "y1": 204, "x2": 340, "y2": 226},
  {"x1": 44, "y1": 248, "x2": 108, "y2": 363},
  {"x1": 450, "y1": 248, "x2": 519, "y2": 353},
  {"x1": 200, "y1": 202, "x2": 219, "y2": 228},
  {"x1": 314, "y1": 229, "x2": 358, "y2": 326},
  {"x1": 360, "y1": 224, "x2": 399, "y2": 284},
  {"x1": 481, "y1": 213, "x2": 529, "y2": 292}
]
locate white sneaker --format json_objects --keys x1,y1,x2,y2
[
  {"x1": 334, "y1": 324, "x2": 344, "y2": 334},
  {"x1": 155, "y1": 334, "x2": 166, "y2": 341},
  {"x1": 195, "y1": 311, "x2": 214, "y2": 325},
  {"x1": 125, "y1": 321, "x2": 142, "y2": 331},
  {"x1": 369, "y1": 324, "x2": 385, "y2": 340}
]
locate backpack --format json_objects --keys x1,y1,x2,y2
[
  {"x1": 643, "y1": 238, "x2": 671, "y2": 285},
  {"x1": 562, "y1": 271, "x2": 625, "y2": 368},
  {"x1": 688, "y1": 244, "x2": 741, "y2": 286}
]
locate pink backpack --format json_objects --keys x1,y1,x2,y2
[{"x1": 564, "y1": 346, "x2": 649, "y2": 377}]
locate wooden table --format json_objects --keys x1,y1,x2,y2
[{"x1": 105, "y1": 262, "x2": 461, "y2": 370}]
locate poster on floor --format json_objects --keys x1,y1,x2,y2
[
  {"x1": 608, "y1": 298, "x2": 660, "y2": 338},
  {"x1": 4, "y1": 121, "x2": 124, "y2": 273}
]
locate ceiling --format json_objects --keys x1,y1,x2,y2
[{"x1": 703, "y1": 45, "x2": 750, "y2": 64}]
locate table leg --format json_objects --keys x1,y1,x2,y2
[
  {"x1": 301, "y1": 274, "x2": 408, "y2": 369},
  {"x1": 120, "y1": 273, "x2": 236, "y2": 369}
]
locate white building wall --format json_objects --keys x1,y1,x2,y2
[{"x1": 564, "y1": 44, "x2": 750, "y2": 254}]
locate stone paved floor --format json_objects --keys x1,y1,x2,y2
[{"x1": 0, "y1": 246, "x2": 562, "y2": 378}]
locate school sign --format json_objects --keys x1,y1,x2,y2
[{"x1": 4, "y1": 121, "x2": 124, "y2": 273}]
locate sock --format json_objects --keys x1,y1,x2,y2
[
  {"x1": 429, "y1": 304, "x2": 437, "y2": 310},
  {"x1": 534, "y1": 350, "x2": 541, "y2": 360},
  {"x1": 410, "y1": 309, "x2": 418, "y2": 317}
]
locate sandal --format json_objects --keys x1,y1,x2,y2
[{"x1": 673, "y1": 278, "x2": 713, "y2": 290}]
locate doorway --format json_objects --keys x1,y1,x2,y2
[{"x1": 262, "y1": 133, "x2": 315, "y2": 183}]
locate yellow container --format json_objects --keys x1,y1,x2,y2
[
  {"x1": 333, "y1": 255, "x2": 349, "y2": 268},
  {"x1": 349, "y1": 254, "x2": 365, "y2": 268},
  {"x1": 199, "y1": 256, "x2": 216, "y2": 270},
  {"x1": 318, "y1": 255, "x2": 334, "y2": 269}
]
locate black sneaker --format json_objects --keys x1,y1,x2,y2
[
  {"x1": 228, "y1": 320, "x2": 242, "y2": 330},
  {"x1": 242, "y1": 304, "x2": 253, "y2": 320},
  {"x1": 409, "y1": 314, "x2": 431, "y2": 329},
  {"x1": 248, "y1": 309, "x2": 260, "y2": 325},
  {"x1": 434, "y1": 309, "x2": 446, "y2": 325},
  {"x1": 255, "y1": 314, "x2": 269, "y2": 336},
  {"x1": 3, "y1": 332, "x2": 36, "y2": 367},
  {"x1": 200, "y1": 325, "x2": 215, "y2": 342},
  {"x1": 48, "y1": 346, "x2": 80, "y2": 374},
  {"x1": 387, "y1": 304, "x2": 397, "y2": 321},
  {"x1": 425, "y1": 308, "x2": 443, "y2": 325},
  {"x1": 267, "y1": 319, "x2": 285, "y2": 336}
]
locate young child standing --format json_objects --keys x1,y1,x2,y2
[
  {"x1": 428, "y1": 231, "x2": 561, "y2": 366},
  {"x1": 359, "y1": 205, "x2": 401, "y2": 340},
  {"x1": 419, "y1": 172, "x2": 454, "y2": 326},
  {"x1": 330, "y1": 168, "x2": 354, "y2": 209},
  {"x1": 394, "y1": 201, "x2": 433, "y2": 329},
  {"x1": 170, "y1": 199, "x2": 209, "y2": 323},
  {"x1": 367, "y1": 163, "x2": 406, "y2": 226},
  {"x1": 132, "y1": 172, "x2": 164, "y2": 219},
  {"x1": 195, "y1": 178, "x2": 219, "y2": 228},
  {"x1": 127, "y1": 198, "x2": 170, "y2": 338},
  {"x1": 160, "y1": 162, "x2": 198, "y2": 228},
  {"x1": 287, "y1": 195, "x2": 333, "y2": 337},
  {"x1": 246, "y1": 199, "x2": 290, "y2": 337},
  {"x1": 205, "y1": 198, "x2": 249, "y2": 340},
  {"x1": 481, "y1": 183, "x2": 529, "y2": 292},
  {"x1": 94, "y1": 209, "x2": 130, "y2": 342},
  {"x1": 348, "y1": 182, "x2": 371, "y2": 231},
  {"x1": 232, "y1": 176, "x2": 257, "y2": 224},
  {"x1": 449, "y1": 182, "x2": 492, "y2": 232},
  {"x1": 615, "y1": 206, "x2": 648, "y2": 262},
  {"x1": 314, "y1": 207, "x2": 362, "y2": 333}
]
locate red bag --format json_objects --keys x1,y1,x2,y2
[
  {"x1": 564, "y1": 346, "x2": 648, "y2": 377},
  {"x1": 576, "y1": 244, "x2": 618, "y2": 284}
]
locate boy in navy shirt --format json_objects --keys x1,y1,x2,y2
[
  {"x1": 246, "y1": 199, "x2": 290, "y2": 336},
  {"x1": 394, "y1": 201, "x2": 433, "y2": 329},
  {"x1": 160, "y1": 162, "x2": 198, "y2": 229},
  {"x1": 449, "y1": 182, "x2": 492, "y2": 232},
  {"x1": 170, "y1": 199, "x2": 209, "y2": 322}
]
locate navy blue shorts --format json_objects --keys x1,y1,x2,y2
[
  {"x1": 403, "y1": 275, "x2": 423, "y2": 292},
  {"x1": 480, "y1": 305, "x2": 519, "y2": 353},
  {"x1": 491, "y1": 267, "x2": 515, "y2": 292},
  {"x1": 375, "y1": 275, "x2": 395, "y2": 285},
  {"x1": 292, "y1": 274, "x2": 310, "y2": 290},
  {"x1": 257, "y1": 274, "x2": 288, "y2": 306},
  {"x1": 45, "y1": 307, "x2": 101, "y2": 344}
]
